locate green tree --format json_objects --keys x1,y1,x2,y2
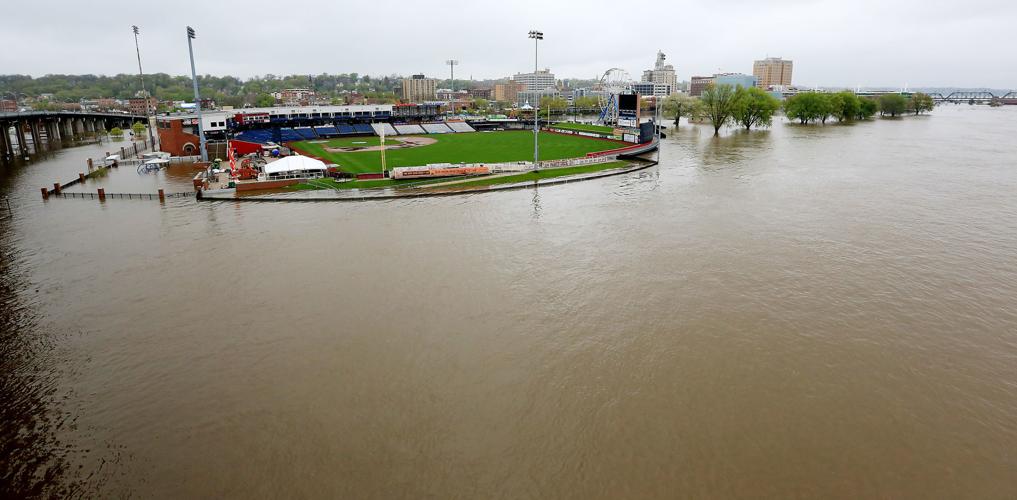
[
  {"x1": 731, "y1": 86, "x2": 781, "y2": 130},
  {"x1": 783, "y1": 92, "x2": 833, "y2": 125},
  {"x1": 879, "y1": 94, "x2": 908, "y2": 117},
  {"x1": 700, "y1": 84, "x2": 738, "y2": 135},
  {"x1": 131, "y1": 121, "x2": 145, "y2": 136},
  {"x1": 574, "y1": 95, "x2": 600, "y2": 110},
  {"x1": 830, "y1": 91, "x2": 861, "y2": 122},
  {"x1": 539, "y1": 96, "x2": 568, "y2": 114},
  {"x1": 254, "y1": 93, "x2": 276, "y2": 107},
  {"x1": 908, "y1": 92, "x2": 935, "y2": 115},
  {"x1": 858, "y1": 98, "x2": 878, "y2": 120},
  {"x1": 662, "y1": 94, "x2": 700, "y2": 127},
  {"x1": 109, "y1": 127, "x2": 124, "y2": 137},
  {"x1": 472, "y1": 98, "x2": 489, "y2": 111}
]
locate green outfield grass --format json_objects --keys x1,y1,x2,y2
[
  {"x1": 290, "y1": 130, "x2": 623, "y2": 174},
  {"x1": 549, "y1": 122, "x2": 615, "y2": 134}
]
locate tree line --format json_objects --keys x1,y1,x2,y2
[{"x1": 663, "y1": 85, "x2": 936, "y2": 135}]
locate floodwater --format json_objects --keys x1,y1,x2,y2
[{"x1": 2, "y1": 106, "x2": 1017, "y2": 498}]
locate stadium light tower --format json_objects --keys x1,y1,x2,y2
[
  {"x1": 528, "y1": 30, "x2": 543, "y2": 172},
  {"x1": 186, "y1": 26, "x2": 207, "y2": 162},
  {"x1": 446, "y1": 59, "x2": 458, "y2": 113},
  {"x1": 132, "y1": 25, "x2": 156, "y2": 149}
]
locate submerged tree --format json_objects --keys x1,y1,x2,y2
[
  {"x1": 783, "y1": 92, "x2": 832, "y2": 125},
  {"x1": 857, "y1": 98, "x2": 878, "y2": 120},
  {"x1": 830, "y1": 91, "x2": 861, "y2": 122},
  {"x1": 662, "y1": 94, "x2": 700, "y2": 127},
  {"x1": 908, "y1": 92, "x2": 935, "y2": 115},
  {"x1": 700, "y1": 84, "x2": 738, "y2": 135},
  {"x1": 879, "y1": 94, "x2": 908, "y2": 117},
  {"x1": 731, "y1": 86, "x2": 781, "y2": 130}
]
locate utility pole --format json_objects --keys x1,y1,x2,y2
[
  {"x1": 528, "y1": 30, "x2": 543, "y2": 172},
  {"x1": 446, "y1": 59, "x2": 458, "y2": 114},
  {"x1": 132, "y1": 25, "x2": 156, "y2": 149},
  {"x1": 186, "y1": 26, "x2": 207, "y2": 162}
]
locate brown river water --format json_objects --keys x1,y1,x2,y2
[{"x1": 2, "y1": 106, "x2": 1016, "y2": 498}]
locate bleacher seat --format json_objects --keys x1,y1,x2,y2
[
  {"x1": 337, "y1": 124, "x2": 357, "y2": 135},
  {"x1": 314, "y1": 126, "x2": 339, "y2": 137},
  {"x1": 352, "y1": 124, "x2": 374, "y2": 134},
  {"x1": 395, "y1": 124, "x2": 426, "y2": 135},
  {"x1": 371, "y1": 123, "x2": 399, "y2": 137},
  {"x1": 293, "y1": 127, "x2": 318, "y2": 140},
  {"x1": 422, "y1": 123, "x2": 453, "y2": 134},
  {"x1": 446, "y1": 121, "x2": 476, "y2": 133}
]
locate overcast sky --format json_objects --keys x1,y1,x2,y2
[{"x1": 3, "y1": 0, "x2": 1015, "y2": 88}]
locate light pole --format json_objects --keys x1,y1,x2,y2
[
  {"x1": 132, "y1": 25, "x2": 156, "y2": 149},
  {"x1": 528, "y1": 30, "x2": 542, "y2": 172},
  {"x1": 445, "y1": 59, "x2": 458, "y2": 114},
  {"x1": 186, "y1": 26, "x2": 208, "y2": 162}
]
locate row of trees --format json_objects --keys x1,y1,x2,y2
[
  {"x1": 663, "y1": 86, "x2": 936, "y2": 134},
  {"x1": 784, "y1": 91, "x2": 934, "y2": 124},
  {"x1": 665, "y1": 86, "x2": 782, "y2": 135}
]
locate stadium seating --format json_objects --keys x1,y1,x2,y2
[
  {"x1": 352, "y1": 124, "x2": 374, "y2": 134},
  {"x1": 371, "y1": 123, "x2": 399, "y2": 137},
  {"x1": 446, "y1": 121, "x2": 476, "y2": 133},
  {"x1": 235, "y1": 129, "x2": 274, "y2": 144},
  {"x1": 422, "y1": 123, "x2": 454, "y2": 134},
  {"x1": 395, "y1": 124, "x2": 426, "y2": 135},
  {"x1": 293, "y1": 126, "x2": 318, "y2": 140},
  {"x1": 278, "y1": 128, "x2": 304, "y2": 142},
  {"x1": 314, "y1": 126, "x2": 339, "y2": 137},
  {"x1": 336, "y1": 124, "x2": 357, "y2": 135}
]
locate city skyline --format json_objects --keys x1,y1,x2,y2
[{"x1": 2, "y1": 0, "x2": 1016, "y2": 89}]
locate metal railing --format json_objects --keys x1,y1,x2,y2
[{"x1": 54, "y1": 191, "x2": 194, "y2": 200}]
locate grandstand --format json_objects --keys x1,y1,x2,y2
[
  {"x1": 278, "y1": 128, "x2": 305, "y2": 142},
  {"x1": 314, "y1": 125, "x2": 339, "y2": 137},
  {"x1": 236, "y1": 120, "x2": 478, "y2": 146},
  {"x1": 395, "y1": 124, "x2": 426, "y2": 135},
  {"x1": 235, "y1": 129, "x2": 274, "y2": 144},
  {"x1": 371, "y1": 122, "x2": 399, "y2": 137},
  {"x1": 422, "y1": 123, "x2": 454, "y2": 134},
  {"x1": 446, "y1": 121, "x2": 476, "y2": 133},
  {"x1": 293, "y1": 126, "x2": 318, "y2": 140}
]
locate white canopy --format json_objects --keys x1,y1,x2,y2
[{"x1": 263, "y1": 155, "x2": 327, "y2": 175}]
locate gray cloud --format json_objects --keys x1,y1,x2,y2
[{"x1": 2, "y1": 0, "x2": 1014, "y2": 88}]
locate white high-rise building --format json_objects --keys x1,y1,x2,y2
[
  {"x1": 512, "y1": 69, "x2": 556, "y2": 91},
  {"x1": 641, "y1": 51, "x2": 678, "y2": 96}
]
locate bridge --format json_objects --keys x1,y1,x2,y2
[
  {"x1": 1, "y1": 110, "x2": 146, "y2": 161},
  {"x1": 923, "y1": 91, "x2": 1017, "y2": 104}
]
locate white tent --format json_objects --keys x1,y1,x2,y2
[{"x1": 263, "y1": 155, "x2": 328, "y2": 176}]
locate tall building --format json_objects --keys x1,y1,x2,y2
[
  {"x1": 633, "y1": 82, "x2": 672, "y2": 97},
  {"x1": 493, "y1": 81, "x2": 526, "y2": 102},
  {"x1": 753, "y1": 57, "x2": 793, "y2": 89},
  {"x1": 641, "y1": 51, "x2": 677, "y2": 95},
  {"x1": 512, "y1": 69, "x2": 556, "y2": 91},
  {"x1": 689, "y1": 76, "x2": 714, "y2": 97},
  {"x1": 714, "y1": 73, "x2": 758, "y2": 90},
  {"x1": 401, "y1": 74, "x2": 438, "y2": 103}
]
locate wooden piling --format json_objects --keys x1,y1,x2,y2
[
  {"x1": 158, "y1": 189, "x2": 165, "y2": 202},
  {"x1": 52, "y1": 182, "x2": 61, "y2": 195},
  {"x1": 87, "y1": 158, "x2": 93, "y2": 171},
  {"x1": 79, "y1": 173, "x2": 86, "y2": 183},
  {"x1": 97, "y1": 188, "x2": 105, "y2": 201},
  {"x1": 41, "y1": 187, "x2": 49, "y2": 199}
]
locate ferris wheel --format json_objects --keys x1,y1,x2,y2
[{"x1": 597, "y1": 68, "x2": 632, "y2": 124}]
